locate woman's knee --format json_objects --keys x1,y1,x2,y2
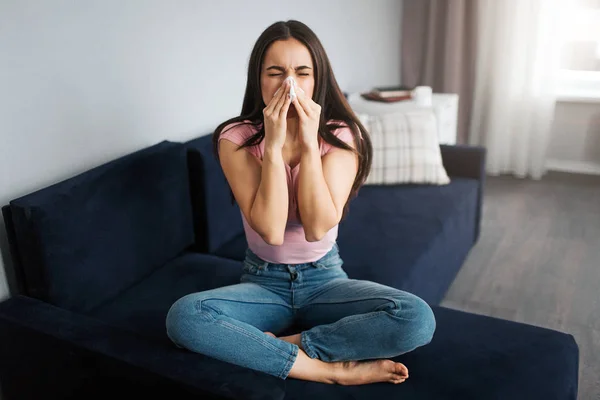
[
  {"x1": 393, "y1": 294, "x2": 437, "y2": 345},
  {"x1": 165, "y1": 293, "x2": 213, "y2": 344},
  {"x1": 411, "y1": 296, "x2": 436, "y2": 344},
  {"x1": 415, "y1": 297, "x2": 436, "y2": 343}
]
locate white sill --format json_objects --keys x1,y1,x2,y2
[
  {"x1": 546, "y1": 159, "x2": 600, "y2": 176},
  {"x1": 556, "y1": 70, "x2": 600, "y2": 103},
  {"x1": 556, "y1": 92, "x2": 600, "y2": 103}
]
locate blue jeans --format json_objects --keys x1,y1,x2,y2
[{"x1": 166, "y1": 244, "x2": 436, "y2": 380}]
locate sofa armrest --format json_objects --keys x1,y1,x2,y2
[
  {"x1": 440, "y1": 145, "x2": 487, "y2": 243},
  {"x1": 0, "y1": 295, "x2": 285, "y2": 400},
  {"x1": 440, "y1": 145, "x2": 486, "y2": 180}
]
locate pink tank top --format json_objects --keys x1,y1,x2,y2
[{"x1": 218, "y1": 120, "x2": 355, "y2": 264}]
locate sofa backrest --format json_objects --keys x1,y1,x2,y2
[
  {"x1": 6, "y1": 140, "x2": 195, "y2": 313},
  {"x1": 184, "y1": 134, "x2": 244, "y2": 254}
]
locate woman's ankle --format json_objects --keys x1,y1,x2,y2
[{"x1": 287, "y1": 348, "x2": 337, "y2": 384}]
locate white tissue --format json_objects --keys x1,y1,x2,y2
[{"x1": 285, "y1": 76, "x2": 296, "y2": 101}]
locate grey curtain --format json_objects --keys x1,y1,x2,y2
[{"x1": 401, "y1": 0, "x2": 478, "y2": 144}]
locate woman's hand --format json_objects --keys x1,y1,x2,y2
[
  {"x1": 291, "y1": 82, "x2": 322, "y2": 150},
  {"x1": 263, "y1": 79, "x2": 292, "y2": 150}
]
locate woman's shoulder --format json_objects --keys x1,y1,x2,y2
[
  {"x1": 219, "y1": 119, "x2": 261, "y2": 145},
  {"x1": 321, "y1": 119, "x2": 358, "y2": 155},
  {"x1": 218, "y1": 119, "x2": 263, "y2": 158}
]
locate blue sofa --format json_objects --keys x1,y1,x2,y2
[
  {"x1": 188, "y1": 135, "x2": 484, "y2": 306},
  {"x1": 0, "y1": 134, "x2": 579, "y2": 399}
]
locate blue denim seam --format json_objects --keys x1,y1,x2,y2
[
  {"x1": 279, "y1": 344, "x2": 299, "y2": 379},
  {"x1": 300, "y1": 332, "x2": 318, "y2": 359},
  {"x1": 299, "y1": 295, "x2": 400, "y2": 309},
  {"x1": 306, "y1": 310, "x2": 433, "y2": 360},
  {"x1": 312, "y1": 262, "x2": 343, "y2": 270},
  {"x1": 304, "y1": 312, "x2": 382, "y2": 344},
  {"x1": 215, "y1": 319, "x2": 295, "y2": 360},
  {"x1": 200, "y1": 298, "x2": 292, "y2": 310},
  {"x1": 300, "y1": 312, "x2": 384, "y2": 361},
  {"x1": 199, "y1": 301, "x2": 294, "y2": 359},
  {"x1": 193, "y1": 299, "x2": 205, "y2": 312}
]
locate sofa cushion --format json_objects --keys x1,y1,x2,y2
[
  {"x1": 9, "y1": 141, "x2": 195, "y2": 313},
  {"x1": 90, "y1": 251, "x2": 243, "y2": 342},
  {"x1": 283, "y1": 306, "x2": 579, "y2": 399},
  {"x1": 185, "y1": 134, "x2": 244, "y2": 254},
  {"x1": 90, "y1": 269, "x2": 579, "y2": 400},
  {"x1": 336, "y1": 177, "x2": 479, "y2": 304},
  {"x1": 213, "y1": 232, "x2": 247, "y2": 261},
  {"x1": 361, "y1": 109, "x2": 451, "y2": 186}
]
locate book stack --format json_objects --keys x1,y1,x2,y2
[{"x1": 360, "y1": 86, "x2": 414, "y2": 103}]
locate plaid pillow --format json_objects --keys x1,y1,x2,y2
[{"x1": 359, "y1": 109, "x2": 450, "y2": 185}]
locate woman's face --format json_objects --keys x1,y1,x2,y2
[{"x1": 260, "y1": 38, "x2": 315, "y2": 119}]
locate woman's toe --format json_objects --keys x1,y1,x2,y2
[{"x1": 395, "y1": 363, "x2": 409, "y2": 377}]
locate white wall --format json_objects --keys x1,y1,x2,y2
[
  {"x1": 546, "y1": 101, "x2": 600, "y2": 175},
  {"x1": 0, "y1": 0, "x2": 403, "y2": 300}
]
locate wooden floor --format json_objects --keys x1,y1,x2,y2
[{"x1": 441, "y1": 171, "x2": 600, "y2": 400}]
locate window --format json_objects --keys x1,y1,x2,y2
[
  {"x1": 557, "y1": 0, "x2": 600, "y2": 100},
  {"x1": 560, "y1": 0, "x2": 600, "y2": 72}
]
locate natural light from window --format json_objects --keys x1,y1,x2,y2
[
  {"x1": 557, "y1": 0, "x2": 600, "y2": 99},
  {"x1": 560, "y1": 0, "x2": 600, "y2": 71}
]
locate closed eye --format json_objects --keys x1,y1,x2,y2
[{"x1": 267, "y1": 73, "x2": 310, "y2": 76}]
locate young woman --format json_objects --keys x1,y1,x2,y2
[{"x1": 166, "y1": 20, "x2": 436, "y2": 386}]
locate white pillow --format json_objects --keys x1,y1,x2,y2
[{"x1": 359, "y1": 109, "x2": 451, "y2": 185}]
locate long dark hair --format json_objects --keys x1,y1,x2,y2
[{"x1": 212, "y1": 20, "x2": 372, "y2": 220}]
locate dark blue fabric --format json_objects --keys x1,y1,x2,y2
[
  {"x1": 337, "y1": 178, "x2": 479, "y2": 305},
  {"x1": 185, "y1": 136, "x2": 486, "y2": 263},
  {"x1": 8, "y1": 141, "x2": 195, "y2": 313},
  {"x1": 1, "y1": 205, "x2": 26, "y2": 295},
  {"x1": 1, "y1": 136, "x2": 579, "y2": 399},
  {"x1": 0, "y1": 295, "x2": 285, "y2": 400},
  {"x1": 90, "y1": 251, "x2": 243, "y2": 342},
  {"x1": 184, "y1": 134, "x2": 244, "y2": 254},
  {"x1": 283, "y1": 306, "x2": 579, "y2": 400},
  {"x1": 80, "y1": 251, "x2": 579, "y2": 400},
  {"x1": 439, "y1": 145, "x2": 486, "y2": 242},
  {"x1": 209, "y1": 178, "x2": 478, "y2": 306},
  {"x1": 213, "y1": 232, "x2": 247, "y2": 260}
]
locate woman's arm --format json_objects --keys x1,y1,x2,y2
[
  {"x1": 219, "y1": 140, "x2": 288, "y2": 245},
  {"x1": 219, "y1": 81, "x2": 293, "y2": 245},
  {"x1": 290, "y1": 83, "x2": 359, "y2": 242},
  {"x1": 297, "y1": 140, "x2": 358, "y2": 242}
]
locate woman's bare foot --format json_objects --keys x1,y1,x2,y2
[
  {"x1": 333, "y1": 359, "x2": 409, "y2": 385},
  {"x1": 264, "y1": 331, "x2": 408, "y2": 385}
]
